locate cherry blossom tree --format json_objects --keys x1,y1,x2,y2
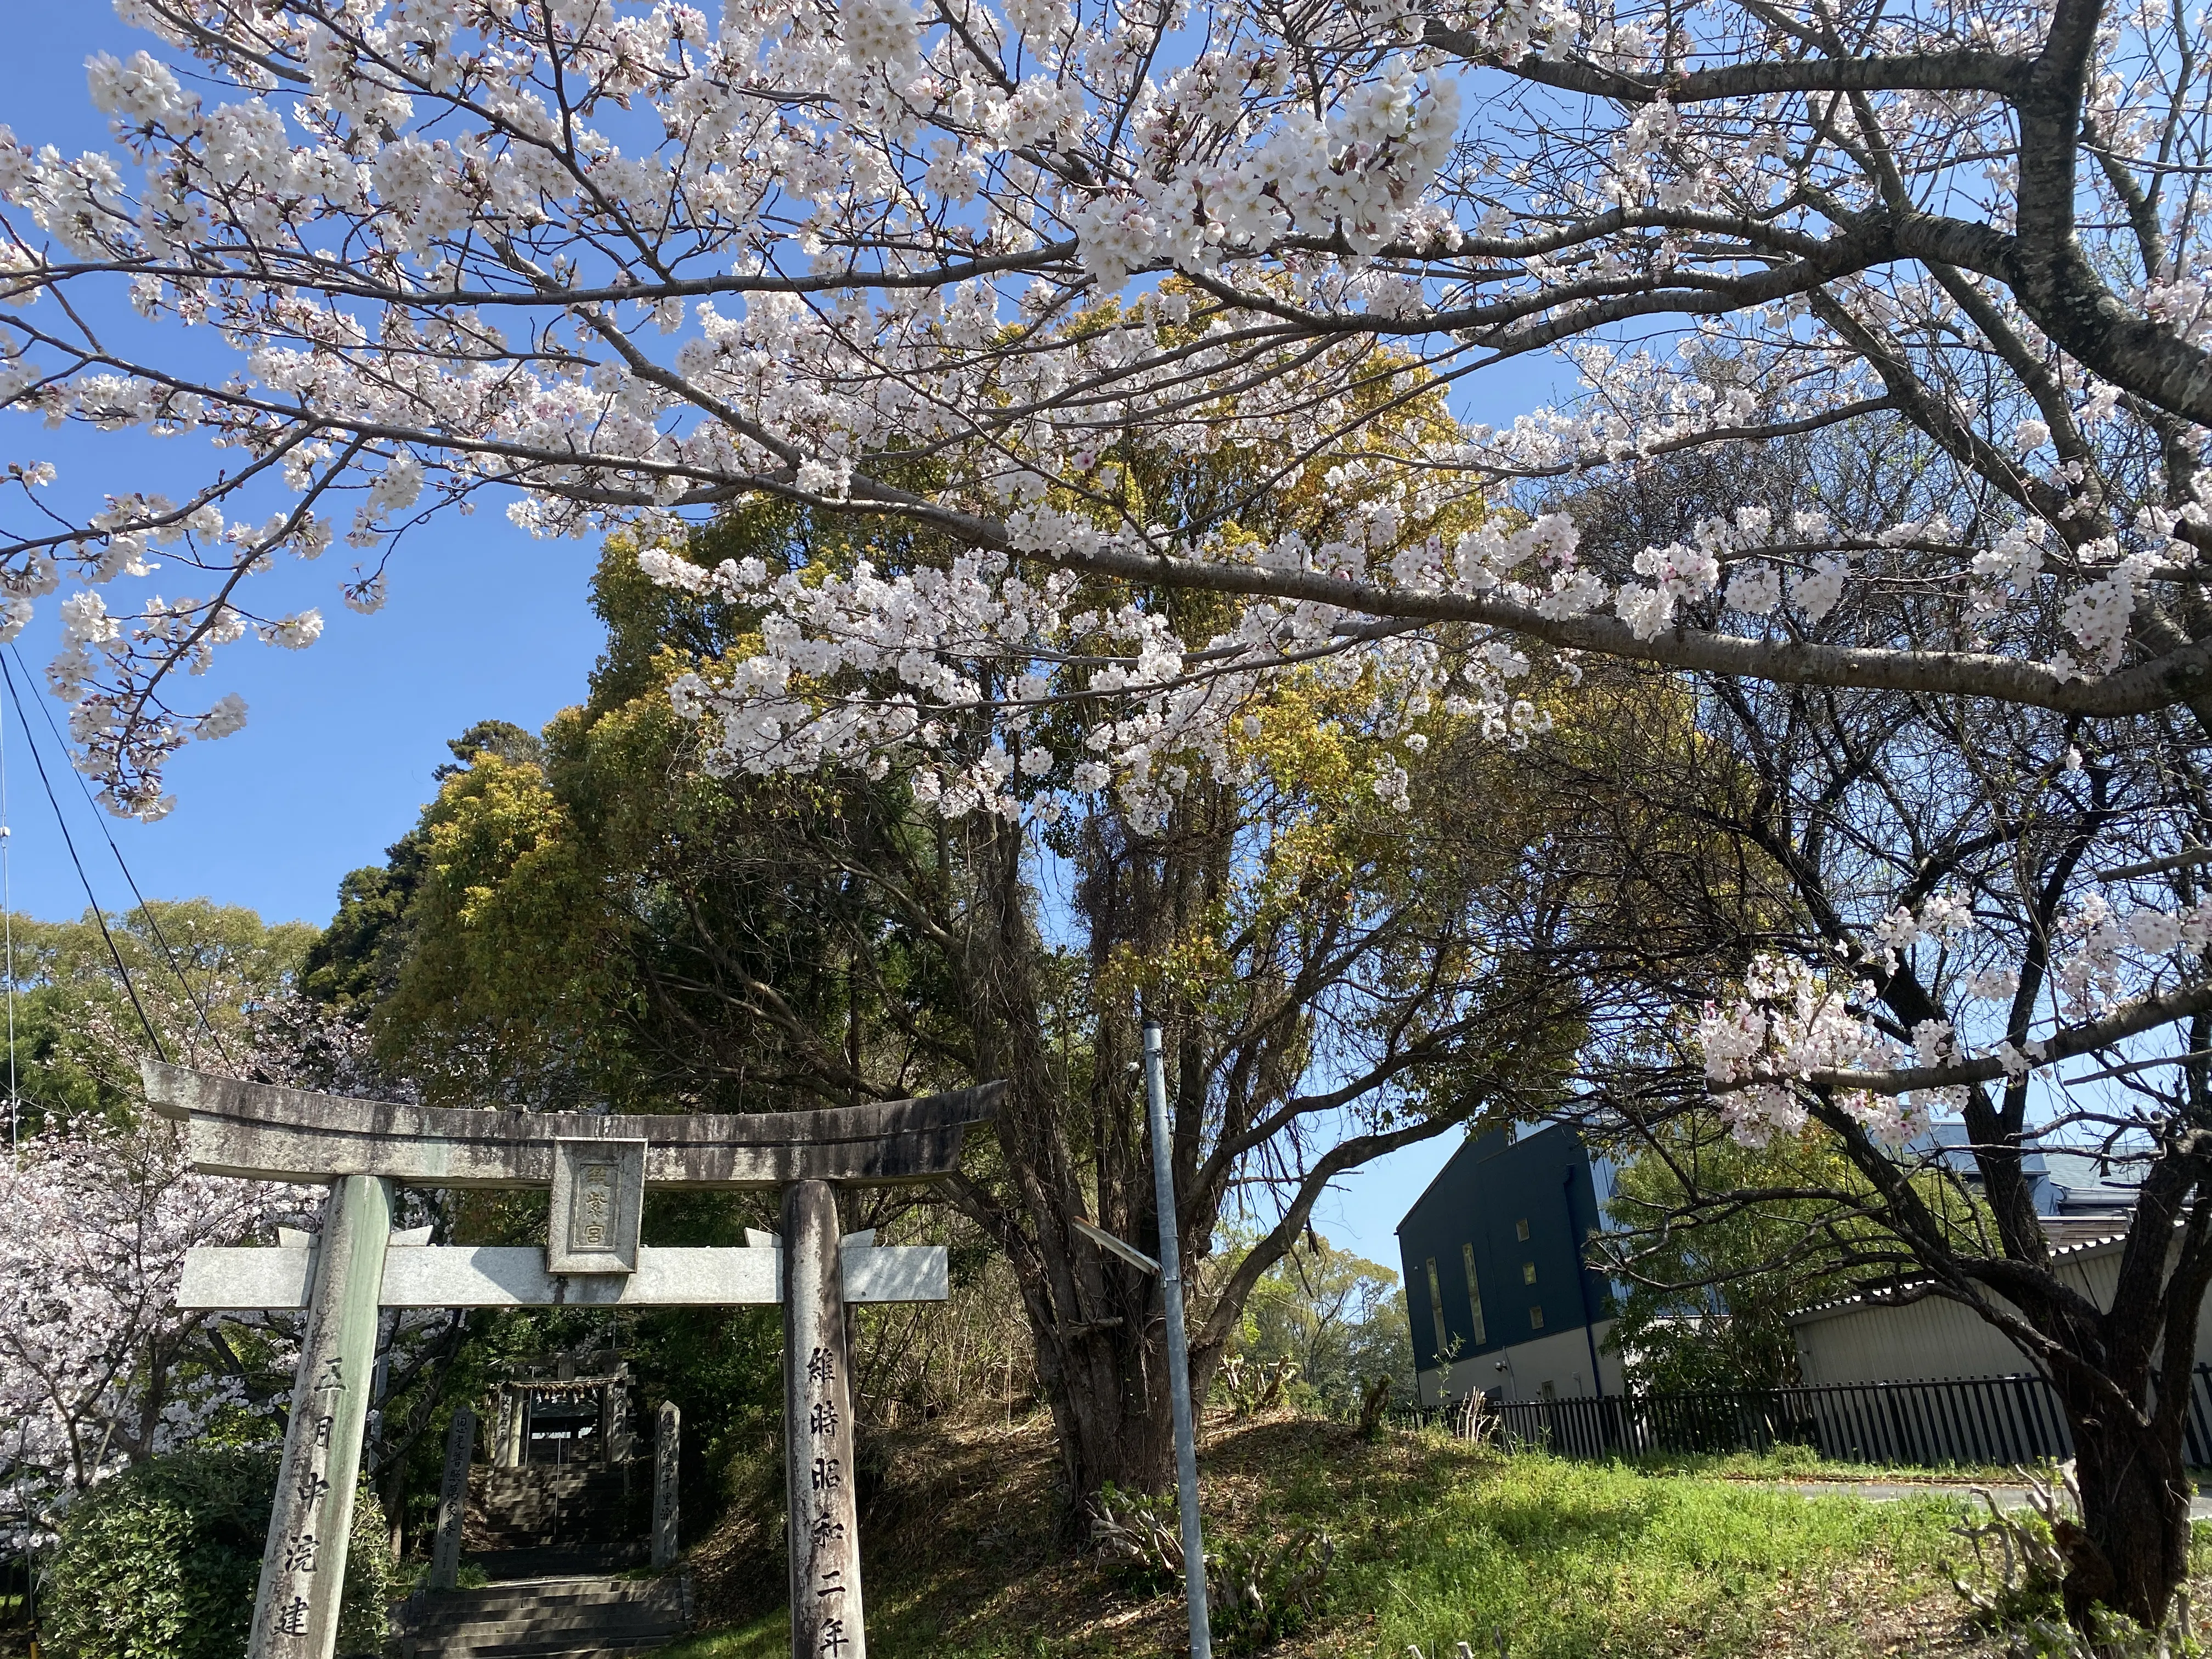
[
  {"x1": 1525, "y1": 442, "x2": 2212, "y2": 1634},
  {"x1": 0, "y1": 0, "x2": 2204, "y2": 1089},
  {"x1": 14, "y1": 0, "x2": 2212, "y2": 1628},
  {"x1": 0, "y1": 1119, "x2": 303, "y2": 1545},
  {"x1": 0, "y1": 0, "x2": 2200, "y2": 805},
  {"x1": 0, "y1": 904, "x2": 365, "y2": 1549}
]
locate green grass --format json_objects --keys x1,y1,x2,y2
[
  {"x1": 652, "y1": 1414, "x2": 1994, "y2": 1659},
  {"x1": 1334, "y1": 1446, "x2": 1970, "y2": 1658},
  {"x1": 1617, "y1": 1442, "x2": 2029, "y2": 1486}
]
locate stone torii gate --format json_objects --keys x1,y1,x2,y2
[{"x1": 150, "y1": 1062, "x2": 1000, "y2": 1659}]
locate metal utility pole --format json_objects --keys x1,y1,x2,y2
[{"x1": 1143, "y1": 1019, "x2": 1212, "y2": 1659}]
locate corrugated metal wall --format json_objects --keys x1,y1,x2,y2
[
  {"x1": 1427, "y1": 1319, "x2": 1627, "y2": 1406},
  {"x1": 1791, "y1": 1237, "x2": 2211, "y2": 1383}
]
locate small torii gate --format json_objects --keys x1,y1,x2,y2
[{"x1": 149, "y1": 1062, "x2": 1001, "y2": 1659}]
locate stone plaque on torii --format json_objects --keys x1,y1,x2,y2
[{"x1": 150, "y1": 1061, "x2": 1000, "y2": 1659}]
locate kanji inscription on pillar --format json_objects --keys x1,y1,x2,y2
[
  {"x1": 243, "y1": 1173, "x2": 392, "y2": 1659},
  {"x1": 269, "y1": 1359, "x2": 343, "y2": 1622},
  {"x1": 652, "y1": 1400, "x2": 681, "y2": 1569},
  {"x1": 785, "y1": 1181, "x2": 865, "y2": 1659}
]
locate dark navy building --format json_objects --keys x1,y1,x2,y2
[{"x1": 1395, "y1": 1123, "x2": 1622, "y2": 1406}]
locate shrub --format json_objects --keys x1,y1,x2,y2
[
  {"x1": 42, "y1": 1447, "x2": 395, "y2": 1659},
  {"x1": 1209, "y1": 1526, "x2": 1334, "y2": 1650},
  {"x1": 1087, "y1": 1482, "x2": 1334, "y2": 1653},
  {"x1": 1087, "y1": 1482, "x2": 1184, "y2": 1595}
]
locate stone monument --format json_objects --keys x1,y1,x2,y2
[
  {"x1": 427, "y1": 1405, "x2": 475, "y2": 1592},
  {"x1": 154, "y1": 1062, "x2": 999, "y2": 1659},
  {"x1": 653, "y1": 1400, "x2": 681, "y2": 1570}
]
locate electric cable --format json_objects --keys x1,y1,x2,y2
[
  {"x1": 0, "y1": 653, "x2": 166, "y2": 1061},
  {"x1": 6, "y1": 645, "x2": 231, "y2": 1066},
  {"x1": 1, "y1": 667, "x2": 13, "y2": 1152}
]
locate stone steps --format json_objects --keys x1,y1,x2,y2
[
  {"x1": 396, "y1": 1573, "x2": 690, "y2": 1659},
  {"x1": 466, "y1": 1463, "x2": 646, "y2": 1553}
]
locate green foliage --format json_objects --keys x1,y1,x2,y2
[
  {"x1": 42, "y1": 1448, "x2": 393, "y2": 1659},
  {"x1": 297, "y1": 858, "x2": 422, "y2": 1011},
  {"x1": 327, "y1": 515, "x2": 943, "y2": 1116},
  {"x1": 1087, "y1": 1481, "x2": 1184, "y2": 1595},
  {"x1": 1229, "y1": 1237, "x2": 1414, "y2": 1414},
  {"x1": 296, "y1": 724, "x2": 543, "y2": 1017},
  {"x1": 1087, "y1": 1480, "x2": 1335, "y2": 1652},
  {"x1": 1601, "y1": 1124, "x2": 1993, "y2": 1392},
  {"x1": 1208, "y1": 1527, "x2": 1335, "y2": 1650},
  {"x1": 3, "y1": 901, "x2": 315, "y2": 1135}
]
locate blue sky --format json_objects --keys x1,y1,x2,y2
[
  {"x1": 0, "y1": 10, "x2": 610, "y2": 934},
  {"x1": 0, "y1": 7, "x2": 1489, "y2": 1263}
]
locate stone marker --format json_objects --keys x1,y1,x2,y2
[
  {"x1": 428, "y1": 1404, "x2": 475, "y2": 1591},
  {"x1": 652, "y1": 1401, "x2": 681, "y2": 1569},
  {"x1": 784, "y1": 1181, "x2": 864, "y2": 1659},
  {"x1": 247, "y1": 1175, "x2": 392, "y2": 1659},
  {"x1": 493, "y1": 1389, "x2": 524, "y2": 1468}
]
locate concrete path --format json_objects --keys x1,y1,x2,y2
[{"x1": 1745, "y1": 1479, "x2": 2212, "y2": 1519}]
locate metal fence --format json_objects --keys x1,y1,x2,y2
[{"x1": 1396, "y1": 1364, "x2": 2212, "y2": 1470}]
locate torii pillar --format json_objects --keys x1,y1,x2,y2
[
  {"x1": 785, "y1": 1181, "x2": 862, "y2": 1658},
  {"x1": 247, "y1": 1173, "x2": 391, "y2": 1654}
]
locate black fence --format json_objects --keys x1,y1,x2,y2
[{"x1": 1395, "y1": 1364, "x2": 2212, "y2": 1470}]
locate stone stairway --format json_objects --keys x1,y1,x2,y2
[
  {"x1": 468, "y1": 1465, "x2": 647, "y2": 1556},
  {"x1": 396, "y1": 1573, "x2": 691, "y2": 1659}
]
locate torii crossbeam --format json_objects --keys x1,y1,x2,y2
[{"x1": 151, "y1": 1063, "x2": 1001, "y2": 1659}]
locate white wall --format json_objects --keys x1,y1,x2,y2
[
  {"x1": 1791, "y1": 1234, "x2": 2212, "y2": 1384},
  {"x1": 1793, "y1": 1293, "x2": 2035, "y2": 1384},
  {"x1": 1417, "y1": 1318, "x2": 1628, "y2": 1406}
]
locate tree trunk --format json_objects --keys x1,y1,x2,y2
[
  {"x1": 1038, "y1": 1322, "x2": 1178, "y2": 1499},
  {"x1": 2058, "y1": 1392, "x2": 2194, "y2": 1630},
  {"x1": 951, "y1": 812, "x2": 1237, "y2": 1510},
  {"x1": 978, "y1": 1082, "x2": 1223, "y2": 1504}
]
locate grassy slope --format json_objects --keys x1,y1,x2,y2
[{"x1": 661, "y1": 1412, "x2": 2034, "y2": 1659}]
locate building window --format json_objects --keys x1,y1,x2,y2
[
  {"x1": 1425, "y1": 1257, "x2": 1449, "y2": 1366},
  {"x1": 1522, "y1": 1261, "x2": 1537, "y2": 1285},
  {"x1": 1515, "y1": 1218, "x2": 1531, "y2": 1242},
  {"x1": 1460, "y1": 1242, "x2": 1486, "y2": 1346},
  {"x1": 1529, "y1": 1305, "x2": 1545, "y2": 1331}
]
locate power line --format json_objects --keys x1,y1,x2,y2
[
  {"x1": 7, "y1": 646, "x2": 232, "y2": 1068},
  {"x1": 0, "y1": 653, "x2": 166, "y2": 1062},
  {"x1": 2, "y1": 672, "x2": 14, "y2": 1152}
]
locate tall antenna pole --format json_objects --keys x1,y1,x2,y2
[
  {"x1": 1143, "y1": 1018, "x2": 1212, "y2": 1659},
  {"x1": 2, "y1": 668, "x2": 16, "y2": 1153}
]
